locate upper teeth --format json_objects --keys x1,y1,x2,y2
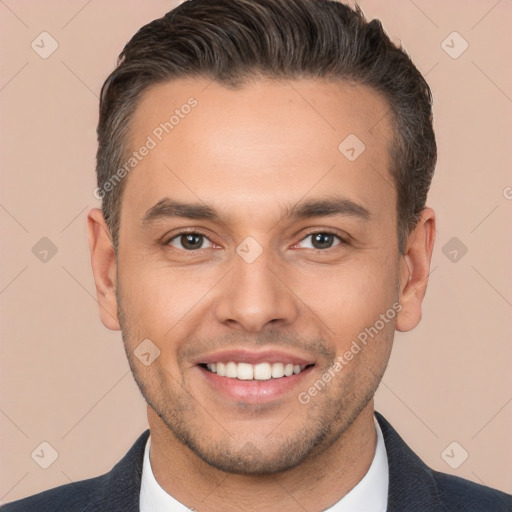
[{"x1": 205, "y1": 362, "x2": 305, "y2": 381}]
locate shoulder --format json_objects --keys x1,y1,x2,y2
[
  {"x1": 1, "y1": 430, "x2": 149, "y2": 512},
  {"x1": 433, "y1": 471, "x2": 512, "y2": 511},
  {"x1": 375, "y1": 412, "x2": 512, "y2": 511},
  {"x1": 0, "y1": 474, "x2": 107, "y2": 512}
]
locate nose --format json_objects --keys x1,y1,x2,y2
[{"x1": 214, "y1": 248, "x2": 299, "y2": 333}]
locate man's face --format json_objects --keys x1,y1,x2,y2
[{"x1": 113, "y1": 78, "x2": 405, "y2": 473}]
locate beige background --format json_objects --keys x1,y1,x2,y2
[{"x1": 1, "y1": 0, "x2": 511, "y2": 504}]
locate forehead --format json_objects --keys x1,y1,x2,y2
[{"x1": 123, "y1": 77, "x2": 395, "y2": 221}]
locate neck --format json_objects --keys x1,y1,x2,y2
[{"x1": 147, "y1": 401, "x2": 377, "y2": 512}]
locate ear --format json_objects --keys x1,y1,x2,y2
[
  {"x1": 396, "y1": 207, "x2": 436, "y2": 332},
  {"x1": 87, "y1": 208, "x2": 121, "y2": 331}
]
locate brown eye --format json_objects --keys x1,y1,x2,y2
[
  {"x1": 168, "y1": 233, "x2": 213, "y2": 250},
  {"x1": 298, "y1": 232, "x2": 342, "y2": 250}
]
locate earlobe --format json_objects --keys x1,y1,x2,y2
[
  {"x1": 87, "y1": 208, "x2": 121, "y2": 331},
  {"x1": 396, "y1": 208, "x2": 436, "y2": 333}
]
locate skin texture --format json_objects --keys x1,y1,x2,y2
[{"x1": 88, "y1": 77, "x2": 435, "y2": 511}]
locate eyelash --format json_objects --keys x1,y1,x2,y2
[
  {"x1": 164, "y1": 229, "x2": 348, "y2": 251},
  {"x1": 297, "y1": 230, "x2": 348, "y2": 249},
  {"x1": 164, "y1": 229, "x2": 215, "y2": 250}
]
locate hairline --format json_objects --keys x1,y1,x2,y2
[{"x1": 109, "y1": 73, "x2": 408, "y2": 254}]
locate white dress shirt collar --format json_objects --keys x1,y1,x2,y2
[{"x1": 140, "y1": 417, "x2": 388, "y2": 511}]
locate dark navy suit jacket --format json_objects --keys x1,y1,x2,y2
[{"x1": 3, "y1": 413, "x2": 510, "y2": 511}]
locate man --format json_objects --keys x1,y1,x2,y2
[{"x1": 3, "y1": 0, "x2": 510, "y2": 510}]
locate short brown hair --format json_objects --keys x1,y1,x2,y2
[{"x1": 96, "y1": 0, "x2": 436, "y2": 252}]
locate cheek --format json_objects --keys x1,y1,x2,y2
[
  {"x1": 294, "y1": 254, "x2": 400, "y2": 341},
  {"x1": 117, "y1": 260, "x2": 217, "y2": 343}
]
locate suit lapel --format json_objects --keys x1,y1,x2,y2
[
  {"x1": 97, "y1": 430, "x2": 149, "y2": 511},
  {"x1": 375, "y1": 412, "x2": 443, "y2": 512},
  {"x1": 106, "y1": 416, "x2": 445, "y2": 512}
]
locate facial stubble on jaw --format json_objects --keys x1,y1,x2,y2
[{"x1": 116, "y1": 294, "x2": 390, "y2": 476}]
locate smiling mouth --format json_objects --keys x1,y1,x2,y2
[{"x1": 200, "y1": 361, "x2": 315, "y2": 381}]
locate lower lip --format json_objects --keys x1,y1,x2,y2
[{"x1": 198, "y1": 365, "x2": 314, "y2": 404}]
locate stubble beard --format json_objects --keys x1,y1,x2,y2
[{"x1": 116, "y1": 291, "x2": 388, "y2": 476}]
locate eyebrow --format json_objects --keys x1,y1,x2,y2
[
  {"x1": 141, "y1": 198, "x2": 220, "y2": 225},
  {"x1": 287, "y1": 197, "x2": 370, "y2": 221},
  {"x1": 141, "y1": 196, "x2": 370, "y2": 226}
]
